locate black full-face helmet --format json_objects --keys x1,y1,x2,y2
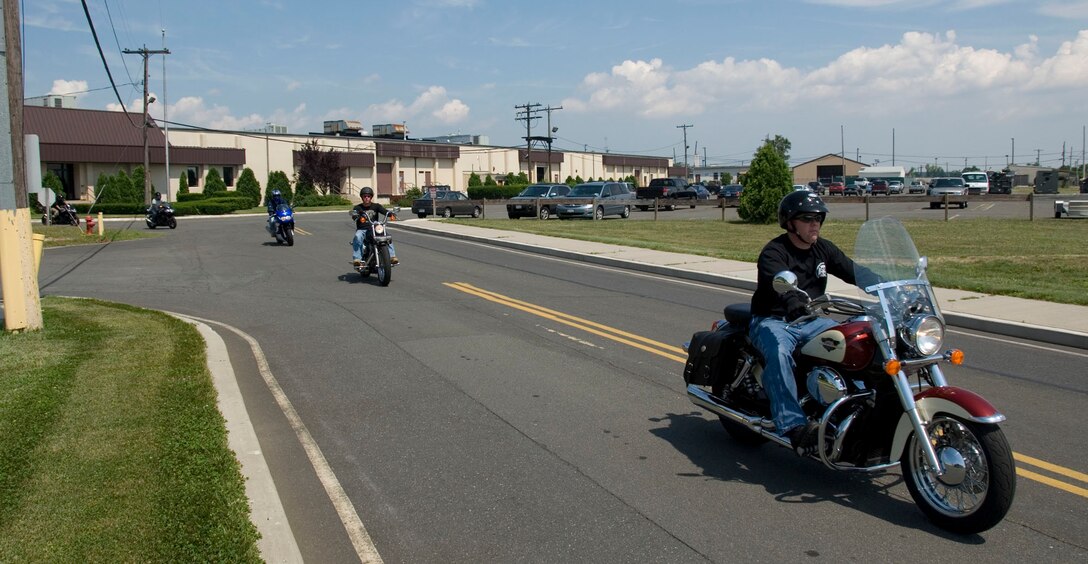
[
  {"x1": 360, "y1": 186, "x2": 374, "y2": 198},
  {"x1": 778, "y1": 190, "x2": 829, "y2": 229}
]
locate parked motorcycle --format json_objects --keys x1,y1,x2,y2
[
  {"x1": 42, "y1": 203, "x2": 80, "y2": 226},
  {"x1": 145, "y1": 202, "x2": 177, "y2": 229},
  {"x1": 682, "y1": 217, "x2": 1015, "y2": 534},
  {"x1": 352, "y1": 208, "x2": 396, "y2": 286},
  {"x1": 266, "y1": 203, "x2": 295, "y2": 246}
]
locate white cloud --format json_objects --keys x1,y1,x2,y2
[
  {"x1": 49, "y1": 79, "x2": 89, "y2": 96},
  {"x1": 365, "y1": 85, "x2": 470, "y2": 125},
  {"x1": 561, "y1": 30, "x2": 1088, "y2": 119}
]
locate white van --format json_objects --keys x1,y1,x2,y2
[{"x1": 961, "y1": 172, "x2": 989, "y2": 195}]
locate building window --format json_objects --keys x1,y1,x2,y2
[
  {"x1": 186, "y1": 166, "x2": 198, "y2": 188},
  {"x1": 224, "y1": 166, "x2": 235, "y2": 187}
]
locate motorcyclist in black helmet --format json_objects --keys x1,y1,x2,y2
[
  {"x1": 351, "y1": 186, "x2": 398, "y2": 266},
  {"x1": 748, "y1": 190, "x2": 861, "y2": 456}
]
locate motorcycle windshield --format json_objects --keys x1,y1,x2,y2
[
  {"x1": 275, "y1": 204, "x2": 292, "y2": 217},
  {"x1": 852, "y1": 217, "x2": 943, "y2": 333}
]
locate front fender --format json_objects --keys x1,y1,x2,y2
[{"x1": 889, "y1": 386, "x2": 1006, "y2": 461}]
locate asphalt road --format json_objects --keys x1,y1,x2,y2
[{"x1": 38, "y1": 213, "x2": 1088, "y2": 562}]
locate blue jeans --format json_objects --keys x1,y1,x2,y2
[
  {"x1": 352, "y1": 230, "x2": 396, "y2": 261},
  {"x1": 749, "y1": 315, "x2": 838, "y2": 433}
]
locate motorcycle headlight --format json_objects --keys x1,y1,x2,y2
[
  {"x1": 906, "y1": 315, "x2": 944, "y2": 356},
  {"x1": 374, "y1": 224, "x2": 385, "y2": 235}
]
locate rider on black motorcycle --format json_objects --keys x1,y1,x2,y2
[
  {"x1": 749, "y1": 190, "x2": 865, "y2": 455},
  {"x1": 351, "y1": 186, "x2": 398, "y2": 266},
  {"x1": 50, "y1": 194, "x2": 71, "y2": 223}
]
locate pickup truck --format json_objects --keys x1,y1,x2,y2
[{"x1": 636, "y1": 177, "x2": 695, "y2": 211}]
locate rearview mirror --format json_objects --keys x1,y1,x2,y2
[{"x1": 772, "y1": 271, "x2": 799, "y2": 294}]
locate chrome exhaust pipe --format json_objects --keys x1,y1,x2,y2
[{"x1": 686, "y1": 384, "x2": 791, "y2": 448}]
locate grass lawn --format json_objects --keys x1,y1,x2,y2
[
  {"x1": 459, "y1": 217, "x2": 1088, "y2": 306},
  {"x1": 0, "y1": 297, "x2": 261, "y2": 562},
  {"x1": 32, "y1": 223, "x2": 155, "y2": 248}
]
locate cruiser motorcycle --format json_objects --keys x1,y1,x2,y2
[
  {"x1": 682, "y1": 217, "x2": 1015, "y2": 534},
  {"x1": 353, "y1": 208, "x2": 396, "y2": 287},
  {"x1": 43, "y1": 203, "x2": 80, "y2": 226}
]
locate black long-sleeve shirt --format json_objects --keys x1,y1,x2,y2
[
  {"x1": 351, "y1": 202, "x2": 391, "y2": 230},
  {"x1": 750, "y1": 234, "x2": 857, "y2": 318}
]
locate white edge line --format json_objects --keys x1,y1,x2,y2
[{"x1": 172, "y1": 313, "x2": 382, "y2": 564}]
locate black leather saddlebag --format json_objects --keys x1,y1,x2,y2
[{"x1": 684, "y1": 329, "x2": 732, "y2": 386}]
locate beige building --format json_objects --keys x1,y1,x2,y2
[
  {"x1": 26, "y1": 106, "x2": 675, "y2": 204},
  {"x1": 791, "y1": 154, "x2": 869, "y2": 185}
]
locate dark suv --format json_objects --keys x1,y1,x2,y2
[
  {"x1": 636, "y1": 177, "x2": 690, "y2": 211},
  {"x1": 506, "y1": 183, "x2": 570, "y2": 219}
]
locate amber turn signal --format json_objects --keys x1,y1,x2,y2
[
  {"x1": 948, "y1": 349, "x2": 964, "y2": 365},
  {"x1": 883, "y1": 359, "x2": 901, "y2": 376}
]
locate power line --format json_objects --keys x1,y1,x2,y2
[{"x1": 79, "y1": 0, "x2": 137, "y2": 128}]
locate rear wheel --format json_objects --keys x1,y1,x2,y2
[
  {"x1": 376, "y1": 246, "x2": 392, "y2": 286},
  {"x1": 442, "y1": 207, "x2": 453, "y2": 218},
  {"x1": 538, "y1": 207, "x2": 551, "y2": 220},
  {"x1": 901, "y1": 415, "x2": 1015, "y2": 534},
  {"x1": 711, "y1": 369, "x2": 767, "y2": 446},
  {"x1": 594, "y1": 206, "x2": 605, "y2": 221},
  {"x1": 417, "y1": 213, "x2": 427, "y2": 219},
  {"x1": 471, "y1": 206, "x2": 481, "y2": 218},
  {"x1": 620, "y1": 206, "x2": 630, "y2": 219}
]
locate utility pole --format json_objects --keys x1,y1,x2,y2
[
  {"x1": 1, "y1": 0, "x2": 42, "y2": 331},
  {"x1": 123, "y1": 45, "x2": 170, "y2": 204},
  {"x1": 514, "y1": 103, "x2": 541, "y2": 182},
  {"x1": 543, "y1": 105, "x2": 562, "y2": 182},
  {"x1": 676, "y1": 124, "x2": 693, "y2": 179}
]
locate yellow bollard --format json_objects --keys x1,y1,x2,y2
[
  {"x1": 32, "y1": 233, "x2": 45, "y2": 274},
  {"x1": 97, "y1": 211, "x2": 104, "y2": 236}
]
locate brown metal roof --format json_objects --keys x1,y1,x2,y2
[{"x1": 25, "y1": 105, "x2": 244, "y2": 165}]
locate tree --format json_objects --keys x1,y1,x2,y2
[
  {"x1": 178, "y1": 171, "x2": 189, "y2": 195},
  {"x1": 236, "y1": 167, "x2": 262, "y2": 208},
  {"x1": 95, "y1": 169, "x2": 142, "y2": 203},
  {"x1": 468, "y1": 172, "x2": 482, "y2": 187},
  {"x1": 43, "y1": 171, "x2": 64, "y2": 198},
  {"x1": 204, "y1": 167, "x2": 227, "y2": 196},
  {"x1": 483, "y1": 175, "x2": 497, "y2": 186},
  {"x1": 767, "y1": 134, "x2": 792, "y2": 162},
  {"x1": 265, "y1": 170, "x2": 293, "y2": 204},
  {"x1": 738, "y1": 138, "x2": 792, "y2": 224},
  {"x1": 721, "y1": 172, "x2": 733, "y2": 185},
  {"x1": 295, "y1": 140, "x2": 343, "y2": 196}
]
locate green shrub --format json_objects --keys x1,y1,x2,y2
[
  {"x1": 235, "y1": 168, "x2": 261, "y2": 208},
  {"x1": 393, "y1": 187, "x2": 422, "y2": 207},
  {"x1": 469, "y1": 185, "x2": 523, "y2": 199},
  {"x1": 203, "y1": 168, "x2": 227, "y2": 196},
  {"x1": 74, "y1": 203, "x2": 146, "y2": 215},
  {"x1": 172, "y1": 201, "x2": 240, "y2": 216},
  {"x1": 177, "y1": 193, "x2": 207, "y2": 202},
  {"x1": 265, "y1": 171, "x2": 292, "y2": 206},
  {"x1": 178, "y1": 171, "x2": 189, "y2": 195},
  {"x1": 292, "y1": 194, "x2": 350, "y2": 207}
]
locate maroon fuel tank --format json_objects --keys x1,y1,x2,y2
[{"x1": 798, "y1": 320, "x2": 876, "y2": 371}]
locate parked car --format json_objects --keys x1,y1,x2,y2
[
  {"x1": 412, "y1": 190, "x2": 482, "y2": 218},
  {"x1": 908, "y1": 179, "x2": 927, "y2": 194},
  {"x1": 690, "y1": 184, "x2": 711, "y2": 200},
  {"x1": 962, "y1": 172, "x2": 990, "y2": 195},
  {"x1": 506, "y1": 183, "x2": 571, "y2": 219},
  {"x1": 792, "y1": 184, "x2": 809, "y2": 192},
  {"x1": 703, "y1": 181, "x2": 722, "y2": 195},
  {"x1": 928, "y1": 177, "x2": 968, "y2": 209},
  {"x1": 870, "y1": 180, "x2": 889, "y2": 196},
  {"x1": 806, "y1": 181, "x2": 825, "y2": 195},
  {"x1": 887, "y1": 180, "x2": 903, "y2": 194},
  {"x1": 636, "y1": 177, "x2": 690, "y2": 210},
  {"x1": 828, "y1": 181, "x2": 846, "y2": 196},
  {"x1": 718, "y1": 184, "x2": 744, "y2": 206},
  {"x1": 555, "y1": 181, "x2": 634, "y2": 220}
]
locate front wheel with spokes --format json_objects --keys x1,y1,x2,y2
[{"x1": 901, "y1": 415, "x2": 1015, "y2": 534}]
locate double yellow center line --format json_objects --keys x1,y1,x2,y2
[{"x1": 446, "y1": 281, "x2": 1088, "y2": 500}]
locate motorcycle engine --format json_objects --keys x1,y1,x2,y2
[{"x1": 807, "y1": 366, "x2": 848, "y2": 406}]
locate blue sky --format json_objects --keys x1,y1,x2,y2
[{"x1": 22, "y1": 0, "x2": 1088, "y2": 173}]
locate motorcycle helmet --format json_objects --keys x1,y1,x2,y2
[
  {"x1": 271, "y1": 189, "x2": 281, "y2": 197},
  {"x1": 154, "y1": 192, "x2": 162, "y2": 200},
  {"x1": 360, "y1": 186, "x2": 374, "y2": 198},
  {"x1": 778, "y1": 190, "x2": 828, "y2": 229}
]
